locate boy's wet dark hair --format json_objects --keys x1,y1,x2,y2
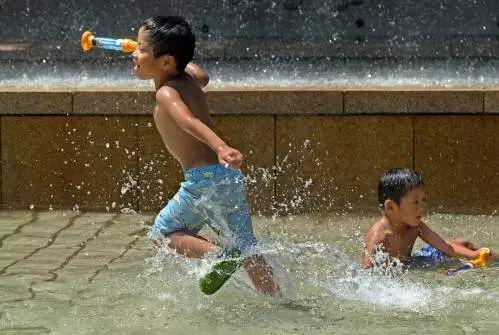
[
  {"x1": 141, "y1": 16, "x2": 195, "y2": 73},
  {"x1": 378, "y1": 168, "x2": 424, "y2": 207}
]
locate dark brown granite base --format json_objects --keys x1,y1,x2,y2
[
  {"x1": 0, "y1": 89, "x2": 498, "y2": 214},
  {"x1": 275, "y1": 115, "x2": 413, "y2": 213},
  {"x1": 415, "y1": 115, "x2": 499, "y2": 214}
]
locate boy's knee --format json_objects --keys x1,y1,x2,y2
[{"x1": 167, "y1": 231, "x2": 188, "y2": 243}]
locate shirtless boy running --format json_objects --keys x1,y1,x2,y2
[{"x1": 132, "y1": 16, "x2": 279, "y2": 295}]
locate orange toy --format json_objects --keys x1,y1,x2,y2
[
  {"x1": 81, "y1": 31, "x2": 137, "y2": 52},
  {"x1": 445, "y1": 247, "x2": 491, "y2": 276}
]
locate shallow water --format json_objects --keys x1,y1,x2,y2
[{"x1": 0, "y1": 210, "x2": 498, "y2": 334}]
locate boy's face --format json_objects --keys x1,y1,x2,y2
[
  {"x1": 393, "y1": 186, "x2": 427, "y2": 227},
  {"x1": 132, "y1": 27, "x2": 175, "y2": 79}
]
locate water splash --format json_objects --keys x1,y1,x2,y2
[
  {"x1": 4, "y1": 58, "x2": 499, "y2": 90},
  {"x1": 250, "y1": 236, "x2": 474, "y2": 313}
]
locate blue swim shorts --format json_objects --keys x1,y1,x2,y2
[
  {"x1": 412, "y1": 244, "x2": 445, "y2": 265},
  {"x1": 149, "y1": 164, "x2": 256, "y2": 252}
]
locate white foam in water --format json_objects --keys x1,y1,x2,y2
[
  {"x1": 327, "y1": 251, "x2": 451, "y2": 312},
  {"x1": 143, "y1": 241, "x2": 206, "y2": 289},
  {"x1": 484, "y1": 291, "x2": 499, "y2": 302},
  {"x1": 258, "y1": 236, "x2": 456, "y2": 313},
  {"x1": 324, "y1": 264, "x2": 443, "y2": 312},
  {"x1": 143, "y1": 222, "x2": 292, "y2": 301},
  {"x1": 140, "y1": 212, "x2": 497, "y2": 323}
]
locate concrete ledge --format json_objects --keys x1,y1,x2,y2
[
  {"x1": 484, "y1": 92, "x2": 499, "y2": 113},
  {"x1": 206, "y1": 91, "x2": 343, "y2": 115},
  {"x1": 0, "y1": 89, "x2": 494, "y2": 116},
  {"x1": 345, "y1": 91, "x2": 484, "y2": 114},
  {"x1": 0, "y1": 92, "x2": 72, "y2": 114},
  {"x1": 73, "y1": 91, "x2": 155, "y2": 115}
]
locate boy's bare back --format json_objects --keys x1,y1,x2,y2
[{"x1": 154, "y1": 75, "x2": 218, "y2": 169}]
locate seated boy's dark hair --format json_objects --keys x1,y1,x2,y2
[
  {"x1": 141, "y1": 16, "x2": 195, "y2": 73},
  {"x1": 378, "y1": 168, "x2": 424, "y2": 207}
]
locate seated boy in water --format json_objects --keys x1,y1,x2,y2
[
  {"x1": 362, "y1": 168, "x2": 496, "y2": 269},
  {"x1": 132, "y1": 16, "x2": 279, "y2": 295}
]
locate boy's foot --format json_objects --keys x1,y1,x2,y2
[{"x1": 199, "y1": 250, "x2": 244, "y2": 295}]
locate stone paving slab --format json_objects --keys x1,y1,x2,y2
[
  {"x1": 104, "y1": 247, "x2": 149, "y2": 272},
  {"x1": 0, "y1": 212, "x2": 80, "y2": 271},
  {"x1": 0, "y1": 209, "x2": 312, "y2": 307},
  {"x1": 12, "y1": 260, "x2": 66, "y2": 272},
  {"x1": 1, "y1": 237, "x2": 49, "y2": 250},
  {"x1": 0, "y1": 211, "x2": 34, "y2": 234},
  {"x1": 0, "y1": 214, "x2": 34, "y2": 226},
  {"x1": 0, "y1": 211, "x2": 150, "y2": 306}
]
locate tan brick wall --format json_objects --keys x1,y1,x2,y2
[
  {"x1": 275, "y1": 115, "x2": 413, "y2": 213},
  {"x1": 0, "y1": 90, "x2": 497, "y2": 214},
  {"x1": 415, "y1": 115, "x2": 499, "y2": 214},
  {"x1": 1, "y1": 116, "x2": 138, "y2": 211}
]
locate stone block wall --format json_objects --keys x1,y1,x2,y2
[{"x1": 0, "y1": 89, "x2": 498, "y2": 215}]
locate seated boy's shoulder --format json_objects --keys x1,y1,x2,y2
[
  {"x1": 365, "y1": 219, "x2": 389, "y2": 241},
  {"x1": 372, "y1": 217, "x2": 389, "y2": 230}
]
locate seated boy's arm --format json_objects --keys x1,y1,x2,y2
[
  {"x1": 186, "y1": 62, "x2": 209, "y2": 88},
  {"x1": 420, "y1": 224, "x2": 481, "y2": 259},
  {"x1": 156, "y1": 87, "x2": 242, "y2": 169},
  {"x1": 362, "y1": 228, "x2": 385, "y2": 269},
  {"x1": 419, "y1": 223, "x2": 462, "y2": 258}
]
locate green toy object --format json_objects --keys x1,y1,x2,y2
[{"x1": 200, "y1": 250, "x2": 244, "y2": 295}]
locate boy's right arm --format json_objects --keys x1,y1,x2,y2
[{"x1": 156, "y1": 86, "x2": 243, "y2": 169}]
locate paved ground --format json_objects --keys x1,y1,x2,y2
[{"x1": 0, "y1": 210, "x2": 151, "y2": 307}]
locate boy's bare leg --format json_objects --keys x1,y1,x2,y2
[
  {"x1": 152, "y1": 231, "x2": 220, "y2": 258},
  {"x1": 244, "y1": 254, "x2": 281, "y2": 296}
]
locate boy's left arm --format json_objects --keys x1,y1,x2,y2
[
  {"x1": 419, "y1": 223, "x2": 478, "y2": 259},
  {"x1": 186, "y1": 62, "x2": 209, "y2": 88}
]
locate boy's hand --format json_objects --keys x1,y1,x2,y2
[{"x1": 217, "y1": 145, "x2": 243, "y2": 169}]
